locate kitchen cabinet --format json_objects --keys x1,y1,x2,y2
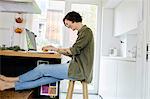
[
  {"x1": 117, "y1": 60, "x2": 136, "y2": 99},
  {"x1": 114, "y1": 0, "x2": 138, "y2": 36},
  {"x1": 148, "y1": 1, "x2": 150, "y2": 98},
  {"x1": 99, "y1": 57, "x2": 136, "y2": 99},
  {"x1": 147, "y1": 1, "x2": 150, "y2": 98},
  {"x1": 148, "y1": 62, "x2": 150, "y2": 99},
  {"x1": 147, "y1": 0, "x2": 150, "y2": 42},
  {"x1": 99, "y1": 59, "x2": 117, "y2": 99}
]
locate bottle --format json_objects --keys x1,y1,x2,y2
[
  {"x1": 112, "y1": 48, "x2": 117, "y2": 56},
  {"x1": 109, "y1": 48, "x2": 117, "y2": 56}
]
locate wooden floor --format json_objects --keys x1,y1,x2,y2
[
  {"x1": 0, "y1": 89, "x2": 33, "y2": 99},
  {"x1": 60, "y1": 93, "x2": 102, "y2": 99},
  {"x1": 0, "y1": 89, "x2": 102, "y2": 99}
]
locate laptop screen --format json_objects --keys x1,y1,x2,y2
[{"x1": 25, "y1": 29, "x2": 37, "y2": 51}]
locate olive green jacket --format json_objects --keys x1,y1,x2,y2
[{"x1": 68, "y1": 25, "x2": 94, "y2": 83}]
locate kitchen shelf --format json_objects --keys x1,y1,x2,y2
[{"x1": 102, "y1": 56, "x2": 136, "y2": 62}]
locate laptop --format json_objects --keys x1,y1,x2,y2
[{"x1": 25, "y1": 29, "x2": 37, "y2": 51}]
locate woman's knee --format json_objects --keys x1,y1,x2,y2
[{"x1": 34, "y1": 64, "x2": 47, "y2": 71}]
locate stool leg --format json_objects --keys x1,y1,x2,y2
[
  {"x1": 82, "y1": 81, "x2": 88, "y2": 99},
  {"x1": 66, "y1": 80, "x2": 75, "y2": 99}
]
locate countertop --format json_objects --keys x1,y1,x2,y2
[
  {"x1": 0, "y1": 50, "x2": 61, "y2": 59},
  {"x1": 102, "y1": 56, "x2": 136, "y2": 62}
]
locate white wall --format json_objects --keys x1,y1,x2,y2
[
  {"x1": 0, "y1": 13, "x2": 14, "y2": 46},
  {"x1": 101, "y1": 8, "x2": 120, "y2": 56},
  {"x1": 119, "y1": 29, "x2": 138, "y2": 57},
  {"x1": 0, "y1": 12, "x2": 28, "y2": 49}
]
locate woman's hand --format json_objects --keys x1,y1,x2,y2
[
  {"x1": 42, "y1": 45, "x2": 72, "y2": 56},
  {"x1": 42, "y1": 45, "x2": 58, "y2": 52}
]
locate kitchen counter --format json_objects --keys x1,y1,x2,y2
[
  {"x1": 102, "y1": 56, "x2": 136, "y2": 62},
  {"x1": 0, "y1": 50, "x2": 61, "y2": 59}
]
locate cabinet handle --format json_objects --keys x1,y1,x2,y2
[{"x1": 37, "y1": 60, "x2": 49, "y2": 65}]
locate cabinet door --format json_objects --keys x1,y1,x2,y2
[
  {"x1": 147, "y1": 0, "x2": 150, "y2": 42},
  {"x1": 117, "y1": 61, "x2": 136, "y2": 99},
  {"x1": 114, "y1": 0, "x2": 138, "y2": 36},
  {"x1": 99, "y1": 59, "x2": 117, "y2": 99},
  {"x1": 148, "y1": 62, "x2": 150, "y2": 99}
]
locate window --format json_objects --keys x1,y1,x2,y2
[{"x1": 32, "y1": 0, "x2": 65, "y2": 50}]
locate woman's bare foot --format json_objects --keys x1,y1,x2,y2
[
  {"x1": 0, "y1": 75, "x2": 19, "y2": 82},
  {"x1": 0, "y1": 80, "x2": 15, "y2": 91}
]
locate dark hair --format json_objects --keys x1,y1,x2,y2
[{"x1": 63, "y1": 11, "x2": 82, "y2": 24}]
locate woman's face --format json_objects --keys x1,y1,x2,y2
[{"x1": 64, "y1": 19, "x2": 76, "y2": 31}]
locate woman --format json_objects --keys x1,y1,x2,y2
[{"x1": 0, "y1": 11, "x2": 94, "y2": 91}]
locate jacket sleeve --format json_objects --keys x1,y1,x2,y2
[{"x1": 70, "y1": 29, "x2": 93, "y2": 56}]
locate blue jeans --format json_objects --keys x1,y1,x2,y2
[{"x1": 15, "y1": 63, "x2": 69, "y2": 90}]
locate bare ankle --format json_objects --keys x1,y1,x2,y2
[
  {"x1": 0, "y1": 81, "x2": 15, "y2": 91},
  {"x1": 0, "y1": 75, "x2": 19, "y2": 82}
]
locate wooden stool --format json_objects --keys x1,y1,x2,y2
[
  {"x1": 66, "y1": 80, "x2": 88, "y2": 99},
  {"x1": 0, "y1": 89, "x2": 33, "y2": 99}
]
